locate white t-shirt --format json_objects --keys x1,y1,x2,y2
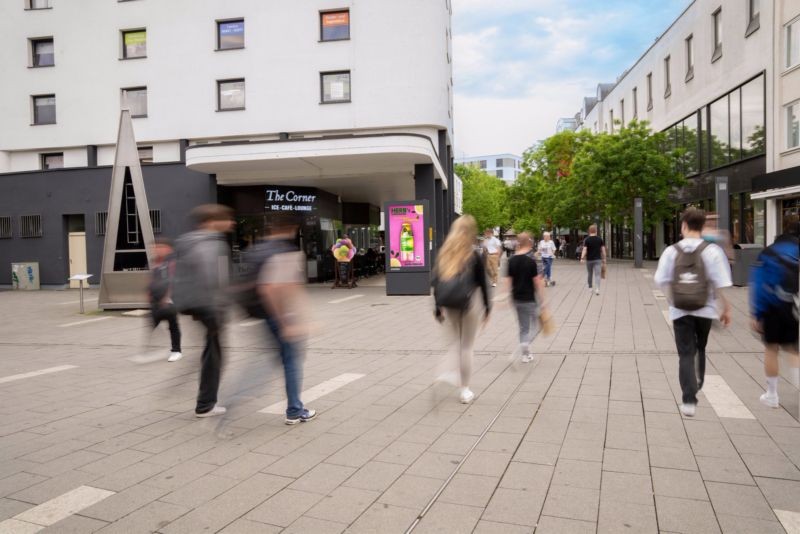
[
  {"x1": 483, "y1": 236, "x2": 502, "y2": 254},
  {"x1": 653, "y1": 238, "x2": 732, "y2": 320},
  {"x1": 538, "y1": 240, "x2": 556, "y2": 258}
]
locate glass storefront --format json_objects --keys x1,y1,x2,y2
[{"x1": 782, "y1": 198, "x2": 800, "y2": 232}]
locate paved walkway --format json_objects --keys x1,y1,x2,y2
[{"x1": 0, "y1": 260, "x2": 798, "y2": 533}]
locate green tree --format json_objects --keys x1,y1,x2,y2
[{"x1": 456, "y1": 163, "x2": 509, "y2": 231}]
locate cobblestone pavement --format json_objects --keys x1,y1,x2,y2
[{"x1": 0, "y1": 260, "x2": 799, "y2": 533}]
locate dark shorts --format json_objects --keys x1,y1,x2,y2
[{"x1": 762, "y1": 311, "x2": 799, "y2": 347}]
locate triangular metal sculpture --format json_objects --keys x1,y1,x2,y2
[{"x1": 98, "y1": 108, "x2": 155, "y2": 309}]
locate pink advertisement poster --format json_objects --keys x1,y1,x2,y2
[{"x1": 387, "y1": 204, "x2": 425, "y2": 270}]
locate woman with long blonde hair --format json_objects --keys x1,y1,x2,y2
[{"x1": 433, "y1": 215, "x2": 491, "y2": 403}]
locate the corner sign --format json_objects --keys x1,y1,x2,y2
[{"x1": 265, "y1": 188, "x2": 317, "y2": 213}]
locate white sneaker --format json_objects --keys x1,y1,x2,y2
[
  {"x1": 459, "y1": 388, "x2": 475, "y2": 404},
  {"x1": 195, "y1": 405, "x2": 227, "y2": 418},
  {"x1": 492, "y1": 283, "x2": 497, "y2": 287},
  {"x1": 522, "y1": 353, "x2": 534, "y2": 363},
  {"x1": 679, "y1": 403, "x2": 696, "y2": 417},
  {"x1": 595, "y1": 289, "x2": 600, "y2": 296},
  {"x1": 167, "y1": 352, "x2": 183, "y2": 362},
  {"x1": 759, "y1": 392, "x2": 779, "y2": 408}
]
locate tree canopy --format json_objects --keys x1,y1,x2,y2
[{"x1": 455, "y1": 163, "x2": 509, "y2": 231}]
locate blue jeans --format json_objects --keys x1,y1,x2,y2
[
  {"x1": 265, "y1": 317, "x2": 304, "y2": 418},
  {"x1": 542, "y1": 257, "x2": 553, "y2": 280}
]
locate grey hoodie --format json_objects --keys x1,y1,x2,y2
[{"x1": 172, "y1": 230, "x2": 231, "y2": 314}]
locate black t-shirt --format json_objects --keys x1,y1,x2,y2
[
  {"x1": 507, "y1": 253, "x2": 538, "y2": 302},
  {"x1": 584, "y1": 236, "x2": 605, "y2": 261}
]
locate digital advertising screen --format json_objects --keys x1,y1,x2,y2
[{"x1": 386, "y1": 203, "x2": 426, "y2": 271}]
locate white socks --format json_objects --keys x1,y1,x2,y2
[{"x1": 766, "y1": 376, "x2": 779, "y2": 396}]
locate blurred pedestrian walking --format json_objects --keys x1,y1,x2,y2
[
  {"x1": 256, "y1": 216, "x2": 316, "y2": 425},
  {"x1": 654, "y1": 209, "x2": 732, "y2": 417},
  {"x1": 432, "y1": 215, "x2": 491, "y2": 404},
  {"x1": 148, "y1": 238, "x2": 182, "y2": 362},
  {"x1": 173, "y1": 204, "x2": 235, "y2": 418},
  {"x1": 482, "y1": 228, "x2": 502, "y2": 287},
  {"x1": 538, "y1": 232, "x2": 557, "y2": 286},
  {"x1": 749, "y1": 219, "x2": 799, "y2": 408},
  {"x1": 580, "y1": 225, "x2": 606, "y2": 295},
  {"x1": 506, "y1": 232, "x2": 546, "y2": 363}
]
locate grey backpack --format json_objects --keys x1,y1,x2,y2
[{"x1": 670, "y1": 241, "x2": 710, "y2": 311}]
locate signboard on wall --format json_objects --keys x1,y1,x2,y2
[
  {"x1": 385, "y1": 202, "x2": 426, "y2": 270},
  {"x1": 264, "y1": 186, "x2": 318, "y2": 213}
]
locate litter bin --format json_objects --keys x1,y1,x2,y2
[
  {"x1": 11, "y1": 262, "x2": 40, "y2": 290},
  {"x1": 731, "y1": 244, "x2": 763, "y2": 287}
]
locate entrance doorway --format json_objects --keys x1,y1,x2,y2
[{"x1": 65, "y1": 214, "x2": 87, "y2": 288}]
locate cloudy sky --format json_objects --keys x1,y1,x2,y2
[{"x1": 451, "y1": 0, "x2": 692, "y2": 158}]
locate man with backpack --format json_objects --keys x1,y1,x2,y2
[
  {"x1": 148, "y1": 238, "x2": 182, "y2": 362},
  {"x1": 654, "y1": 208, "x2": 732, "y2": 417},
  {"x1": 749, "y1": 220, "x2": 800, "y2": 408},
  {"x1": 173, "y1": 204, "x2": 235, "y2": 418},
  {"x1": 505, "y1": 232, "x2": 546, "y2": 363}
]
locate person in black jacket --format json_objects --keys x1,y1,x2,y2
[
  {"x1": 433, "y1": 215, "x2": 490, "y2": 404},
  {"x1": 148, "y1": 238, "x2": 182, "y2": 362}
]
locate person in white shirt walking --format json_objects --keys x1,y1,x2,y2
[
  {"x1": 538, "y1": 232, "x2": 557, "y2": 286},
  {"x1": 482, "y1": 228, "x2": 502, "y2": 287},
  {"x1": 654, "y1": 209, "x2": 732, "y2": 417}
]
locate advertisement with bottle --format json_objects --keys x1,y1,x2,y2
[{"x1": 386, "y1": 203, "x2": 426, "y2": 270}]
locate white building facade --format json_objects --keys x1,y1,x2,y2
[
  {"x1": 0, "y1": 0, "x2": 456, "y2": 286},
  {"x1": 455, "y1": 154, "x2": 522, "y2": 184},
  {"x1": 579, "y1": 0, "x2": 774, "y2": 256}
]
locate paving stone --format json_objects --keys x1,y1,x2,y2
[
  {"x1": 374, "y1": 440, "x2": 428, "y2": 466},
  {"x1": 345, "y1": 502, "x2": 419, "y2": 533},
  {"x1": 160, "y1": 473, "x2": 240, "y2": 508},
  {"x1": 289, "y1": 462, "x2": 356, "y2": 494},
  {"x1": 262, "y1": 451, "x2": 327, "y2": 479},
  {"x1": 325, "y1": 441, "x2": 382, "y2": 468},
  {"x1": 0, "y1": 472, "x2": 48, "y2": 499},
  {"x1": 141, "y1": 459, "x2": 216, "y2": 491},
  {"x1": 649, "y1": 446, "x2": 698, "y2": 471},
  {"x1": 705, "y1": 481, "x2": 776, "y2": 521},
  {"x1": 551, "y1": 458, "x2": 601, "y2": 490},
  {"x1": 755, "y1": 477, "x2": 800, "y2": 513},
  {"x1": 534, "y1": 515, "x2": 596, "y2": 534},
  {"x1": 696, "y1": 455, "x2": 755, "y2": 486},
  {"x1": 305, "y1": 486, "x2": 380, "y2": 524},
  {"x1": 512, "y1": 440, "x2": 560, "y2": 466},
  {"x1": 282, "y1": 515, "x2": 347, "y2": 534},
  {"x1": 475, "y1": 431, "x2": 523, "y2": 453},
  {"x1": 40, "y1": 514, "x2": 108, "y2": 533},
  {"x1": 437, "y1": 473, "x2": 499, "y2": 508},
  {"x1": 655, "y1": 496, "x2": 721, "y2": 533},
  {"x1": 93, "y1": 500, "x2": 189, "y2": 534},
  {"x1": 498, "y1": 461, "x2": 552, "y2": 493},
  {"x1": 600, "y1": 471, "x2": 653, "y2": 505},
  {"x1": 213, "y1": 452, "x2": 280, "y2": 480},
  {"x1": 472, "y1": 519, "x2": 532, "y2": 533},
  {"x1": 342, "y1": 461, "x2": 406, "y2": 492},
  {"x1": 414, "y1": 501, "x2": 483, "y2": 533},
  {"x1": 459, "y1": 450, "x2": 512, "y2": 478},
  {"x1": 715, "y1": 514, "x2": 787, "y2": 534},
  {"x1": 80, "y1": 483, "x2": 169, "y2": 522},
  {"x1": 482, "y1": 487, "x2": 545, "y2": 527},
  {"x1": 739, "y1": 453, "x2": 800, "y2": 480},
  {"x1": 91, "y1": 460, "x2": 165, "y2": 492},
  {"x1": 602, "y1": 448, "x2": 650, "y2": 475},
  {"x1": 598, "y1": 500, "x2": 657, "y2": 534},
  {"x1": 218, "y1": 518, "x2": 282, "y2": 534},
  {"x1": 10, "y1": 470, "x2": 99, "y2": 505},
  {"x1": 378, "y1": 475, "x2": 443, "y2": 509},
  {"x1": 604, "y1": 429, "x2": 647, "y2": 451},
  {"x1": 651, "y1": 467, "x2": 709, "y2": 501},
  {"x1": 245, "y1": 488, "x2": 325, "y2": 527},
  {"x1": 405, "y1": 451, "x2": 462, "y2": 480},
  {"x1": 541, "y1": 485, "x2": 600, "y2": 523},
  {"x1": 0, "y1": 497, "x2": 33, "y2": 520}
]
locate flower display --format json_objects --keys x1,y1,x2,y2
[{"x1": 331, "y1": 238, "x2": 356, "y2": 262}]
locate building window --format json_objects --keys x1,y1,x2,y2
[
  {"x1": 663, "y1": 56, "x2": 671, "y2": 98},
  {"x1": 788, "y1": 101, "x2": 800, "y2": 150},
  {"x1": 217, "y1": 79, "x2": 245, "y2": 111},
  {"x1": 95, "y1": 212, "x2": 108, "y2": 236},
  {"x1": 0, "y1": 217, "x2": 11, "y2": 239},
  {"x1": 496, "y1": 169, "x2": 504, "y2": 179},
  {"x1": 217, "y1": 19, "x2": 244, "y2": 50},
  {"x1": 320, "y1": 10, "x2": 350, "y2": 41},
  {"x1": 609, "y1": 110, "x2": 615, "y2": 133},
  {"x1": 620, "y1": 99, "x2": 625, "y2": 126},
  {"x1": 495, "y1": 158, "x2": 503, "y2": 167},
  {"x1": 321, "y1": 71, "x2": 351, "y2": 103},
  {"x1": 122, "y1": 87, "x2": 147, "y2": 117},
  {"x1": 20, "y1": 215, "x2": 42, "y2": 238},
  {"x1": 32, "y1": 94, "x2": 55, "y2": 125},
  {"x1": 479, "y1": 160, "x2": 487, "y2": 169},
  {"x1": 712, "y1": 9, "x2": 722, "y2": 63},
  {"x1": 40, "y1": 152, "x2": 63, "y2": 169},
  {"x1": 746, "y1": 0, "x2": 760, "y2": 37},
  {"x1": 150, "y1": 209, "x2": 162, "y2": 234},
  {"x1": 30, "y1": 38, "x2": 53, "y2": 67},
  {"x1": 646, "y1": 73, "x2": 653, "y2": 110},
  {"x1": 138, "y1": 146, "x2": 153, "y2": 164},
  {"x1": 685, "y1": 35, "x2": 694, "y2": 81},
  {"x1": 788, "y1": 17, "x2": 800, "y2": 70},
  {"x1": 26, "y1": 0, "x2": 50, "y2": 9},
  {"x1": 122, "y1": 29, "x2": 146, "y2": 59}
]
